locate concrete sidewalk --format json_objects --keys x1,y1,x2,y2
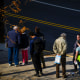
[{"x1": 0, "y1": 44, "x2": 80, "y2": 80}]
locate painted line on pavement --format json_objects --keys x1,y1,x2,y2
[
  {"x1": 32, "y1": 0, "x2": 80, "y2": 12},
  {"x1": 44, "y1": 50, "x2": 73, "y2": 58},
  {"x1": 5, "y1": 12, "x2": 80, "y2": 32}
]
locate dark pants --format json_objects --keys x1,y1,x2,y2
[
  {"x1": 8, "y1": 47, "x2": 19, "y2": 65},
  {"x1": 32, "y1": 54, "x2": 42, "y2": 74},
  {"x1": 56, "y1": 54, "x2": 66, "y2": 78},
  {"x1": 73, "y1": 54, "x2": 77, "y2": 71},
  {"x1": 40, "y1": 53, "x2": 45, "y2": 67},
  {"x1": 78, "y1": 62, "x2": 80, "y2": 74}
]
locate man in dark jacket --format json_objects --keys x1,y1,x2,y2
[
  {"x1": 35, "y1": 26, "x2": 46, "y2": 68},
  {"x1": 73, "y1": 34, "x2": 80, "y2": 71},
  {"x1": 6, "y1": 26, "x2": 20, "y2": 67},
  {"x1": 29, "y1": 32, "x2": 44, "y2": 77}
]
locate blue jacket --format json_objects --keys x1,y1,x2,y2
[
  {"x1": 30, "y1": 37, "x2": 43, "y2": 56},
  {"x1": 6, "y1": 30, "x2": 20, "y2": 47},
  {"x1": 30, "y1": 37, "x2": 37, "y2": 56}
]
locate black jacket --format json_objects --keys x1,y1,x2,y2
[{"x1": 20, "y1": 33, "x2": 29, "y2": 49}]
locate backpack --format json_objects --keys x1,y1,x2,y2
[
  {"x1": 33, "y1": 37, "x2": 44, "y2": 53},
  {"x1": 35, "y1": 32, "x2": 46, "y2": 49}
]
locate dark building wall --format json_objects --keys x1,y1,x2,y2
[{"x1": 0, "y1": 0, "x2": 4, "y2": 43}]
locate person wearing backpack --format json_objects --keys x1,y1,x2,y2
[
  {"x1": 29, "y1": 31, "x2": 44, "y2": 77},
  {"x1": 20, "y1": 28, "x2": 29, "y2": 65},
  {"x1": 35, "y1": 26, "x2": 46, "y2": 68}
]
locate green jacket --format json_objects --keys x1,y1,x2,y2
[{"x1": 53, "y1": 37, "x2": 67, "y2": 55}]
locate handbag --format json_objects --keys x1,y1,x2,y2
[
  {"x1": 54, "y1": 55, "x2": 61, "y2": 64},
  {"x1": 5, "y1": 42, "x2": 8, "y2": 48}
]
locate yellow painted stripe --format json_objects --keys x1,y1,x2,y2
[
  {"x1": 67, "y1": 55, "x2": 73, "y2": 58},
  {"x1": 4, "y1": 12, "x2": 80, "y2": 32},
  {"x1": 43, "y1": 50, "x2": 73, "y2": 58}
]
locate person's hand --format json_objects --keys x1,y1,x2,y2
[
  {"x1": 74, "y1": 60, "x2": 76, "y2": 62},
  {"x1": 57, "y1": 54, "x2": 60, "y2": 56},
  {"x1": 74, "y1": 60, "x2": 77, "y2": 65}
]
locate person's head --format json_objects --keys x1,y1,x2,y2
[
  {"x1": 77, "y1": 34, "x2": 80, "y2": 40},
  {"x1": 20, "y1": 29, "x2": 25, "y2": 34},
  {"x1": 20, "y1": 27, "x2": 26, "y2": 33},
  {"x1": 29, "y1": 32, "x2": 36, "y2": 38},
  {"x1": 60, "y1": 33, "x2": 67, "y2": 39},
  {"x1": 35, "y1": 26, "x2": 40, "y2": 33},
  {"x1": 13, "y1": 26, "x2": 18, "y2": 31},
  {"x1": 77, "y1": 40, "x2": 80, "y2": 46}
]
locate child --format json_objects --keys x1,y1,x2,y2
[{"x1": 20, "y1": 28, "x2": 29, "y2": 65}]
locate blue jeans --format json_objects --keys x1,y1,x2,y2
[{"x1": 8, "y1": 47, "x2": 19, "y2": 65}]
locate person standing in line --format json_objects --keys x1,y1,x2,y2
[
  {"x1": 75, "y1": 40, "x2": 80, "y2": 75},
  {"x1": 20, "y1": 28, "x2": 29, "y2": 65},
  {"x1": 73, "y1": 34, "x2": 80, "y2": 72},
  {"x1": 35, "y1": 26, "x2": 46, "y2": 68},
  {"x1": 53, "y1": 33, "x2": 67, "y2": 78},
  {"x1": 6, "y1": 26, "x2": 20, "y2": 67},
  {"x1": 29, "y1": 32, "x2": 44, "y2": 77}
]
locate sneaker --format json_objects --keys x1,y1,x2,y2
[
  {"x1": 22, "y1": 63, "x2": 25, "y2": 65},
  {"x1": 9, "y1": 64, "x2": 12, "y2": 66},
  {"x1": 63, "y1": 75, "x2": 67, "y2": 78},
  {"x1": 34, "y1": 74, "x2": 40, "y2": 77},
  {"x1": 15, "y1": 65, "x2": 19, "y2": 67},
  {"x1": 56, "y1": 76, "x2": 59, "y2": 78},
  {"x1": 56, "y1": 75, "x2": 59, "y2": 78},
  {"x1": 43, "y1": 66, "x2": 46, "y2": 68},
  {"x1": 40, "y1": 72, "x2": 44, "y2": 76}
]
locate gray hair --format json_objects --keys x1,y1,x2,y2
[
  {"x1": 13, "y1": 26, "x2": 18, "y2": 30},
  {"x1": 60, "y1": 33, "x2": 67, "y2": 37}
]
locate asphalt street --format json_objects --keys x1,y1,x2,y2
[{"x1": 4, "y1": 0, "x2": 80, "y2": 53}]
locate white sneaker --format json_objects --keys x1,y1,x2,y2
[
  {"x1": 9, "y1": 64, "x2": 12, "y2": 66},
  {"x1": 22, "y1": 63, "x2": 25, "y2": 65},
  {"x1": 15, "y1": 65, "x2": 19, "y2": 67}
]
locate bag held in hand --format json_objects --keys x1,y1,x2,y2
[
  {"x1": 55, "y1": 55, "x2": 61, "y2": 64},
  {"x1": 5, "y1": 42, "x2": 8, "y2": 48}
]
